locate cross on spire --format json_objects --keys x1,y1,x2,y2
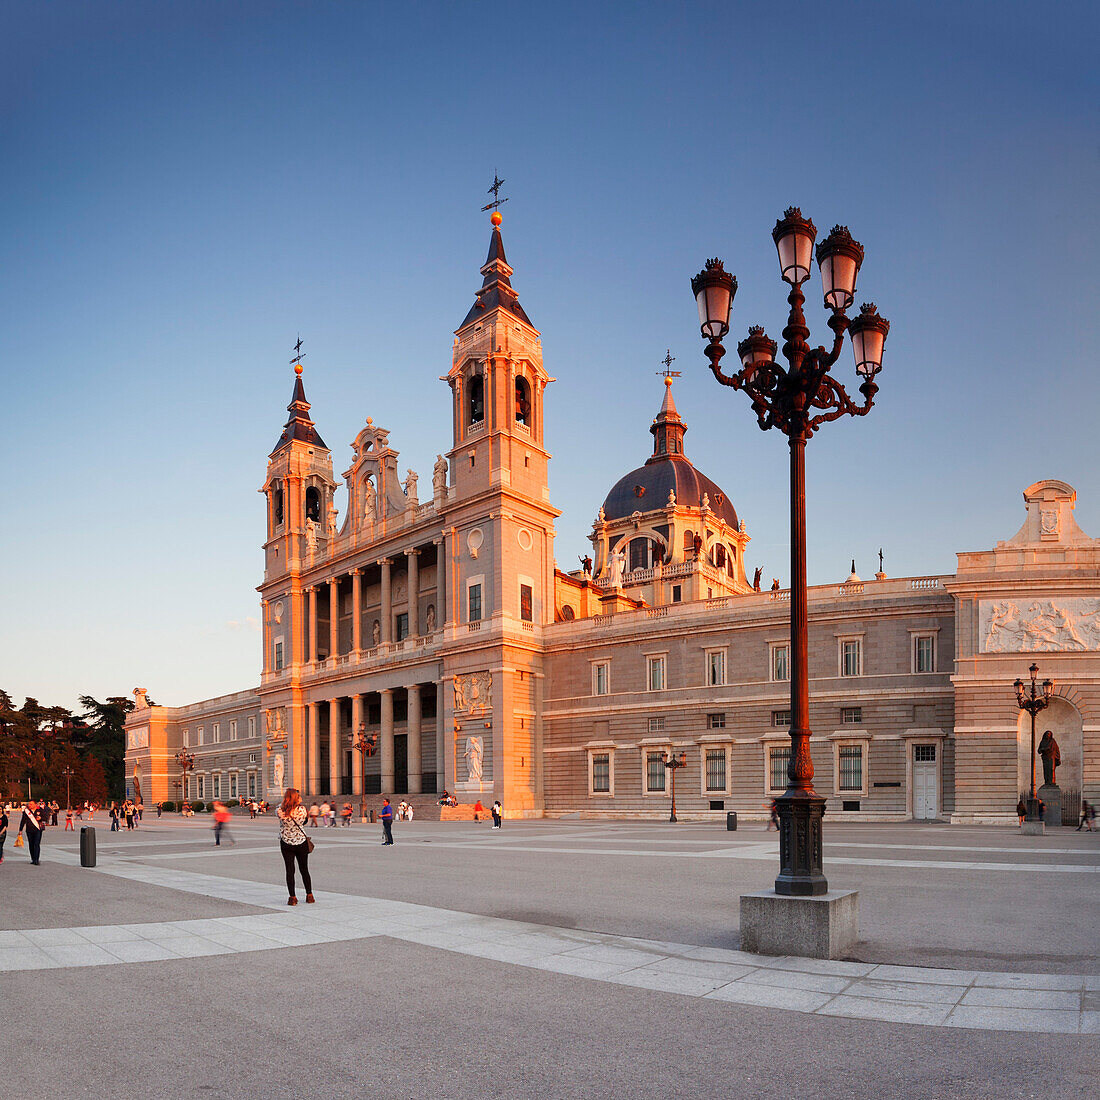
[
  {"x1": 657, "y1": 350, "x2": 681, "y2": 380},
  {"x1": 481, "y1": 173, "x2": 510, "y2": 213},
  {"x1": 290, "y1": 335, "x2": 305, "y2": 370}
]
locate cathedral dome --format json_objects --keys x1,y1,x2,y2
[{"x1": 599, "y1": 377, "x2": 739, "y2": 529}]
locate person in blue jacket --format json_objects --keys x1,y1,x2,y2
[{"x1": 379, "y1": 798, "x2": 394, "y2": 845}]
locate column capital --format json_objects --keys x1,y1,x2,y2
[
  {"x1": 406, "y1": 682, "x2": 421, "y2": 694},
  {"x1": 405, "y1": 546, "x2": 420, "y2": 558},
  {"x1": 306, "y1": 585, "x2": 318, "y2": 594},
  {"x1": 378, "y1": 557, "x2": 392, "y2": 567},
  {"x1": 350, "y1": 567, "x2": 363, "y2": 576},
  {"x1": 379, "y1": 687, "x2": 393, "y2": 697},
  {"x1": 329, "y1": 575, "x2": 339, "y2": 585}
]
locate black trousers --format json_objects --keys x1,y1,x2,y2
[
  {"x1": 382, "y1": 819, "x2": 393, "y2": 844},
  {"x1": 25, "y1": 829, "x2": 42, "y2": 864},
  {"x1": 280, "y1": 840, "x2": 312, "y2": 896}
]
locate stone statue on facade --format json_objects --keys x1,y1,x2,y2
[
  {"x1": 273, "y1": 754, "x2": 285, "y2": 792},
  {"x1": 327, "y1": 502, "x2": 339, "y2": 541},
  {"x1": 426, "y1": 604, "x2": 436, "y2": 631},
  {"x1": 404, "y1": 469, "x2": 419, "y2": 507},
  {"x1": 607, "y1": 548, "x2": 625, "y2": 587},
  {"x1": 464, "y1": 735, "x2": 484, "y2": 782},
  {"x1": 362, "y1": 478, "x2": 376, "y2": 526},
  {"x1": 1038, "y1": 730, "x2": 1061, "y2": 786},
  {"x1": 305, "y1": 519, "x2": 318, "y2": 559},
  {"x1": 132, "y1": 688, "x2": 150, "y2": 709},
  {"x1": 372, "y1": 619, "x2": 381, "y2": 646},
  {"x1": 579, "y1": 555, "x2": 592, "y2": 576},
  {"x1": 771, "y1": 577, "x2": 781, "y2": 591},
  {"x1": 753, "y1": 567, "x2": 762, "y2": 591},
  {"x1": 433, "y1": 454, "x2": 447, "y2": 503}
]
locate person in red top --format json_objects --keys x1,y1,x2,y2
[
  {"x1": 473, "y1": 799, "x2": 485, "y2": 822},
  {"x1": 212, "y1": 801, "x2": 235, "y2": 846}
]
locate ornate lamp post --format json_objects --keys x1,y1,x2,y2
[
  {"x1": 660, "y1": 750, "x2": 688, "y2": 823},
  {"x1": 692, "y1": 210, "x2": 889, "y2": 896},
  {"x1": 62, "y1": 766, "x2": 75, "y2": 811},
  {"x1": 352, "y1": 723, "x2": 378, "y2": 821},
  {"x1": 1014, "y1": 663, "x2": 1053, "y2": 821},
  {"x1": 175, "y1": 749, "x2": 195, "y2": 809}
]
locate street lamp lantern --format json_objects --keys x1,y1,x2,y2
[
  {"x1": 352, "y1": 722, "x2": 379, "y2": 821},
  {"x1": 848, "y1": 303, "x2": 890, "y2": 379},
  {"x1": 772, "y1": 207, "x2": 817, "y2": 285},
  {"x1": 815, "y1": 225, "x2": 864, "y2": 311},
  {"x1": 692, "y1": 206, "x2": 889, "y2": 897},
  {"x1": 660, "y1": 750, "x2": 688, "y2": 824},
  {"x1": 691, "y1": 258, "x2": 737, "y2": 341},
  {"x1": 1015, "y1": 662, "x2": 1054, "y2": 822}
]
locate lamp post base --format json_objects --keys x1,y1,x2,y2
[
  {"x1": 775, "y1": 791, "x2": 828, "y2": 896},
  {"x1": 740, "y1": 889, "x2": 859, "y2": 960}
]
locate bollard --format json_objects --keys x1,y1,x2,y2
[
  {"x1": 369, "y1": 809, "x2": 376, "y2": 823},
  {"x1": 80, "y1": 825, "x2": 97, "y2": 867},
  {"x1": 726, "y1": 811, "x2": 737, "y2": 831}
]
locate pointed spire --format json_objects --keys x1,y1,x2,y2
[
  {"x1": 273, "y1": 361, "x2": 326, "y2": 452},
  {"x1": 648, "y1": 375, "x2": 687, "y2": 461},
  {"x1": 459, "y1": 211, "x2": 533, "y2": 329}
]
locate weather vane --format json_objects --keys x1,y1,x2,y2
[
  {"x1": 481, "y1": 173, "x2": 509, "y2": 213},
  {"x1": 290, "y1": 335, "x2": 305, "y2": 372},
  {"x1": 657, "y1": 350, "x2": 681, "y2": 380}
]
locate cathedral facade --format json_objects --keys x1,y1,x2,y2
[{"x1": 125, "y1": 219, "x2": 1100, "y2": 825}]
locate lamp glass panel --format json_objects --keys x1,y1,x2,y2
[
  {"x1": 776, "y1": 233, "x2": 798, "y2": 280},
  {"x1": 794, "y1": 232, "x2": 814, "y2": 281}
]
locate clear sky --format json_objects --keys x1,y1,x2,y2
[{"x1": 3, "y1": 1, "x2": 1098, "y2": 712}]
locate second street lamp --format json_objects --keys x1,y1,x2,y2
[
  {"x1": 1015, "y1": 663, "x2": 1053, "y2": 822},
  {"x1": 692, "y1": 209, "x2": 889, "y2": 897},
  {"x1": 352, "y1": 723, "x2": 378, "y2": 821},
  {"x1": 660, "y1": 750, "x2": 687, "y2": 823},
  {"x1": 175, "y1": 749, "x2": 195, "y2": 810}
]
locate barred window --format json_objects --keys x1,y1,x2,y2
[
  {"x1": 839, "y1": 745, "x2": 863, "y2": 790},
  {"x1": 914, "y1": 744, "x2": 936, "y2": 763},
  {"x1": 705, "y1": 749, "x2": 726, "y2": 792},
  {"x1": 646, "y1": 752, "x2": 666, "y2": 792},
  {"x1": 247, "y1": 773, "x2": 257, "y2": 798},
  {"x1": 592, "y1": 753, "x2": 610, "y2": 793},
  {"x1": 770, "y1": 746, "x2": 790, "y2": 790}
]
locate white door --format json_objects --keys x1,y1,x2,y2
[{"x1": 913, "y1": 744, "x2": 938, "y2": 819}]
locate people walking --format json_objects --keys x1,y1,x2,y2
[
  {"x1": 307, "y1": 802, "x2": 320, "y2": 829},
  {"x1": 18, "y1": 800, "x2": 44, "y2": 865},
  {"x1": 767, "y1": 800, "x2": 780, "y2": 830},
  {"x1": 64, "y1": 807, "x2": 74, "y2": 831},
  {"x1": 341, "y1": 802, "x2": 353, "y2": 827},
  {"x1": 1077, "y1": 800, "x2": 1095, "y2": 831},
  {"x1": 380, "y1": 798, "x2": 394, "y2": 845},
  {"x1": 0, "y1": 804, "x2": 7, "y2": 864},
  {"x1": 109, "y1": 803, "x2": 120, "y2": 832},
  {"x1": 277, "y1": 788, "x2": 314, "y2": 905},
  {"x1": 1017, "y1": 798, "x2": 1027, "y2": 825},
  {"x1": 49, "y1": 800, "x2": 59, "y2": 826},
  {"x1": 491, "y1": 800, "x2": 502, "y2": 829}
]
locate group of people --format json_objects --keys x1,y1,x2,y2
[
  {"x1": 0, "y1": 800, "x2": 50, "y2": 865},
  {"x1": 304, "y1": 801, "x2": 355, "y2": 827},
  {"x1": 108, "y1": 799, "x2": 143, "y2": 831}
]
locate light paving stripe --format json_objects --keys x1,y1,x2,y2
[{"x1": 5, "y1": 850, "x2": 1094, "y2": 1034}]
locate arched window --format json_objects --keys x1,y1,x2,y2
[
  {"x1": 305, "y1": 486, "x2": 321, "y2": 523},
  {"x1": 273, "y1": 485, "x2": 284, "y2": 527},
  {"x1": 468, "y1": 374, "x2": 485, "y2": 424},
  {"x1": 726, "y1": 545, "x2": 736, "y2": 576},
  {"x1": 630, "y1": 538, "x2": 654, "y2": 572},
  {"x1": 515, "y1": 377, "x2": 531, "y2": 426},
  {"x1": 715, "y1": 544, "x2": 727, "y2": 570}
]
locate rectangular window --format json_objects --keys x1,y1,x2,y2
[
  {"x1": 520, "y1": 584, "x2": 533, "y2": 622},
  {"x1": 213, "y1": 723, "x2": 220, "y2": 743},
  {"x1": 197, "y1": 726, "x2": 204, "y2": 746},
  {"x1": 248, "y1": 773, "x2": 257, "y2": 798},
  {"x1": 914, "y1": 635, "x2": 934, "y2": 673},
  {"x1": 646, "y1": 752, "x2": 666, "y2": 792},
  {"x1": 706, "y1": 649, "x2": 726, "y2": 687},
  {"x1": 183, "y1": 728, "x2": 190, "y2": 748},
  {"x1": 591, "y1": 753, "x2": 610, "y2": 794},
  {"x1": 647, "y1": 655, "x2": 666, "y2": 692},
  {"x1": 274, "y1": 640, "x2": 284, "y2": 671},
  {"x1": 841, "y1": 707, "x2": 862, "y2": 725},
  {"x1": 671, "y1": 584, "x2": 682, "y2": 603},
  {"x1": 249, "y1": 752, "x2": 258, "y2": 764},
  {"x1": 593, "y1": 662, "x2": 610, "y2": 696},
  {"x1": 197, "y1": 775, "x2": 205, "y2": 799},
  {"x1": 841, "y1": 639, "x2": 862, "y2": 677},
  {"x1": 705, "y1": 749, "x2": 726, "y2": 792},
  {"x1": 647, "y1": 716, "x2": 665, "y2": 733},
  {"x1": 914, "y1": 744, "x2": 936, "y2": 763},
  {"x1": 839, "y1": 745, "x2": 863, "y2": 791},
  {"x1": 229, "y1": 720, "x2": 238, "y2": 741},
  {"x1": 770, "y1": 746, "x2": 790, "y2": 791},
  {"x1": 212, "y1": 774, "x2": 221, "y2": 799},
  {"x1": 468, "y1": 584, "x2": 482, "y2": 622},
  {"x1": 229, "y1": 773, "x2": 238, "y2": 798},
  {"x1": 770, "y1": 643, "x2": 790, "y2": 682},
  {"x1": 707, "y1": 713, "x2": 726, "y2": 729},
  {"x1": 248, "y1": 716, "x2": 255, "y2": 738},
  {"x1": 772, "y1": 710, "x2": 791, "y2": 727},
  {"x1": 395, "y1": 612, "x2": 409, "y2": 641}
]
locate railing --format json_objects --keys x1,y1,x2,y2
[
  {"x1": 645, "y1": 606, "x2": 670, "y2": 619},
  {"x1": 909, "y1": 577, "x2": 941, "y2": 590},
  {"x1": 465, "y1": 419, "x2": 486, "y2": 439},
  {"x1": 836, "y1": 582, "x2": 865, "y2": 596},
  {"x1": 521, "y1": 621, "x2": 535, "y2": 632},
  {"x1": 770, "y1": 590, "x2": 790, "y2": 601},
  {"x1": 467, "y1": 620, "x2": 482, "y2": 632},
  {"x1": 705, "y1": 597, "x2": 731, "y2": 610}
]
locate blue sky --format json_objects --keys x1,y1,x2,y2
[{"x1": 3, "y1": 1, "x2": 1097, "y2": 711}]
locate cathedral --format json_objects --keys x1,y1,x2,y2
[{"x1": 125, "y1": 214, "x2": 1100, "y2": 825}]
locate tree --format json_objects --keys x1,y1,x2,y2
[
  {"x1": 78, "y1": 695, "x2": 132, "y2": 799},
  {"x1": 80, "y1": 754, "x2": 110, "y2": 805}
]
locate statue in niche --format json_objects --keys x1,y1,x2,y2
[
  {"x1": 426, "y1": 604, "x2": 436, "y2": 631},
  {"x1": 433, "y1": 454, "x2": 447, "y2": 499},
  {"x1": 372, "y1": 619, "x2": 381, "y2": 646},
  {"x1": 362, "y1": 478, "x2": 376, "y2": 526},
  {"x1": 1038, "y1": 731, "x2": 1061, "y2": 786},
  {"x1": 753, "y1": 567, "x2": 762, "y2": 592},
  {"x1": 305, "y1": 519, "x2": 318, "y2": 558},
  {"x1": 464, "y1": 735, "x2": 484, "y2": 782},
  {"x1": 405, "y1": 469, "x2": 419, "y2": 506}
]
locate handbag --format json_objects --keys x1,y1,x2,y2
[
  {"x1": 14, "y1": 834, "x2": 24, "y2": 848},
  {"x1": 306, "y1": 836, "x2": 315, "y2": 854}
]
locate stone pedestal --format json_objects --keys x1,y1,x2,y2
[
  {"x1": 1021, "y1": 820, "x2": 1045, "y2": 835},
  {"x1": 740, "y1": 889, "x2": 859, "y2": 960},
  {"x1": 1038, "y1": 784, "x2": 1062, "y2": 827}
]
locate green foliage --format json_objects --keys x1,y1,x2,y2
[
  {"x1": 190, "y1": 800, "x2": 205, "y2": 812},
  {"x1": 227, "y1": 799, "x2": 240, "y2": 808},
  {"x1": 77, "y1": 695, "x2": 132, "y2": 799},
  {"x1": 160, "y1": 801, "x2": 176, "y2": 813}
]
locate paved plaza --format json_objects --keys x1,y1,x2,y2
[{"x1": 1, "y1": 816, "x2": 1096, "y2": 1099}]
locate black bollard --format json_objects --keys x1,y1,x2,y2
[{"x1": 80, "y1": 825, "x2": 97, "y2": 867}]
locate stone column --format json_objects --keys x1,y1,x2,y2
[
  {"x1": 351, "y1": 694, "x2": 363, "y2": 796},
  {"x1": 434, "y1": 536, "x2": 447, "y2": 629},
  {"x1": 328, "y1": 698, "x2": 341, "y2": 796},
  {"x1": 308, "y1": 587, "x2": 318, "y2": 663},
  {"x1": 329, "y1": 577, "x2": 340, "y2": 659},
  {"x1": 351, "y1": 569, "x2": 362, "y2": 653},
  {"x1": 438, "y1": 678, "x2": 451, "y2": 795},
  {"x1": 308, "y1": 702, "x2": 320, "y2": 795},
  {"x1": 380, "y1": 688, "x2": 394, "y2": 793},
  {"x1": 261, "y1": 600, "x2": 270, "y2": 671},
  {"x1": 380, "y1": 559, "x2": 392, "y2": 643},
  {"x1": 407, "y1": 547, "x2": 420, "y2": 637},
  {"x1": 407, "y1": 683, "x2": 422, "y2": 794}
]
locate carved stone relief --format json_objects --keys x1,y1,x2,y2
[
  {"x1": 453, "y1": 671, "x2": 492, "y2": 715},
  {"x1": 980, "y1": 598, "x2": 1100, "y2": 653}
]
